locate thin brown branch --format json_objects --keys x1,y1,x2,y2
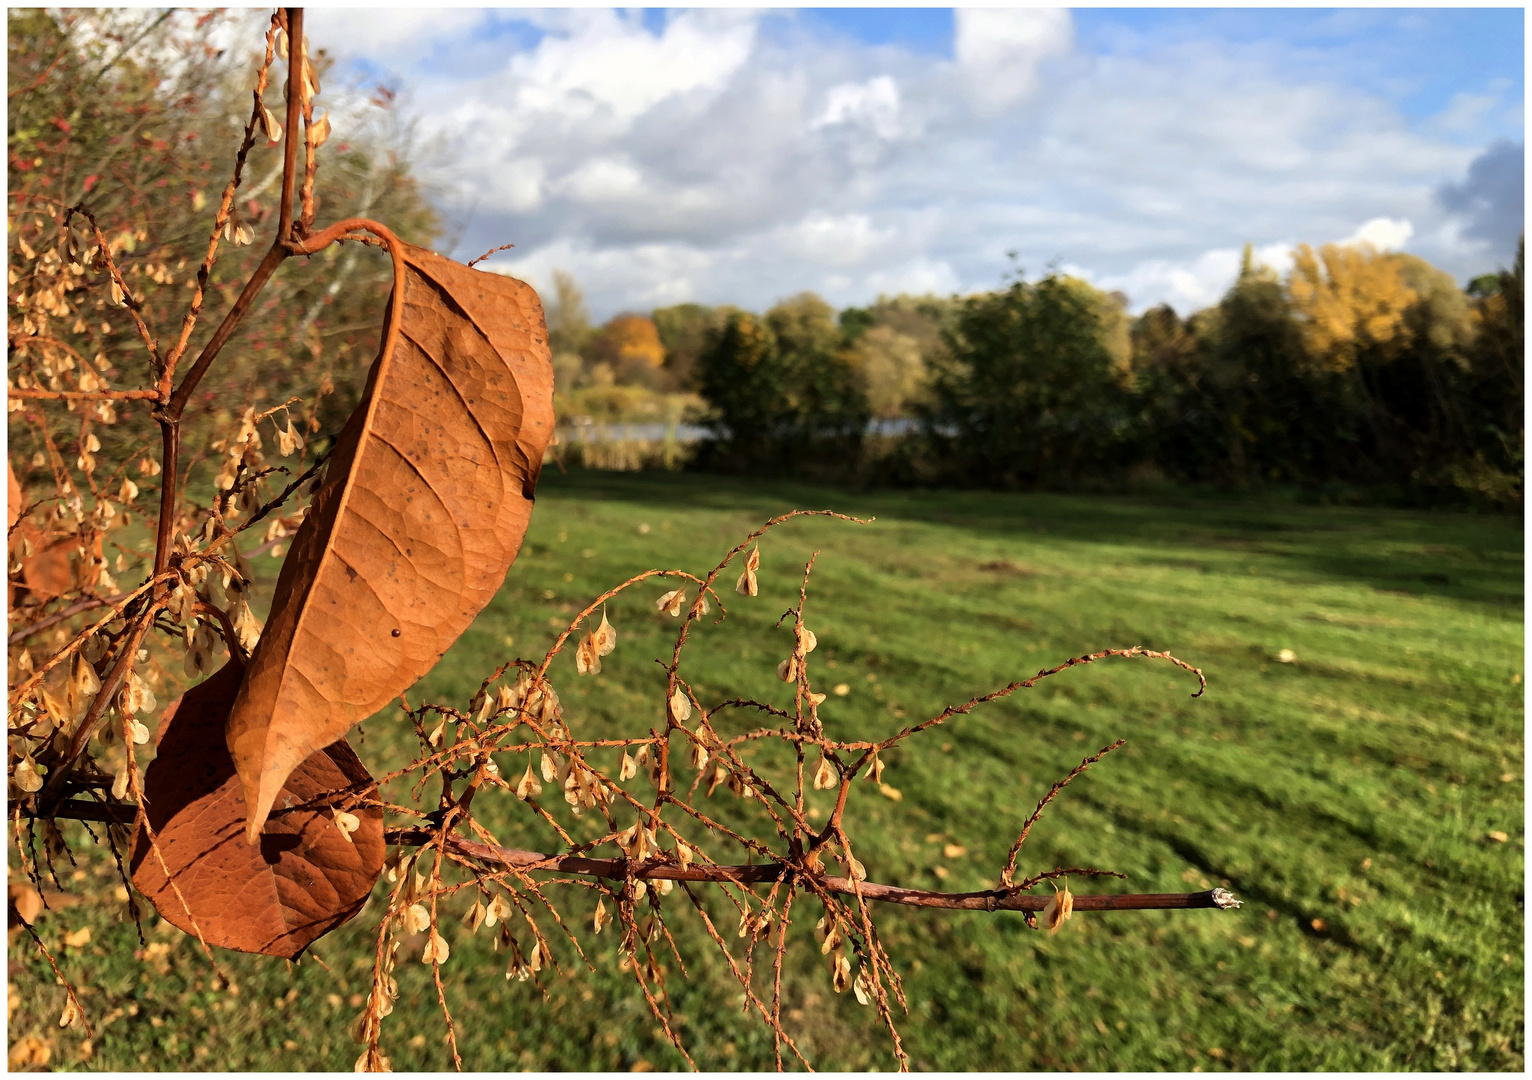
[{"x1": 467, "y1": 243, "x2": 516, "y2": 268}]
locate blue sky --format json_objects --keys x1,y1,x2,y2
[{"x1": 302, "y1": 7, "x2": 1525, "y2": 318}]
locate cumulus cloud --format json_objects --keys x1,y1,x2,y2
[
  {"x1": 813, "y1": 76, "x2": 902, "y2": 140},
  {"x1": 303, "y1": 9, "x2": 1518, "y2": 319},
  {"x1": 1341, "y1": 217, "x2": 1416, "y2": 251},
  {"x1": 305, "y1": 8, "x2": 489, "y2": 61},
  {"x1": 954, "y1": 8, "x2": 1073, "y2": 112},
  {"x1": 1436, "y1": 140, "x2": 1525, "y2": 256}
]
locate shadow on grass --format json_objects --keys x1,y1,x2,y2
[{"x1": 535, "y1": 469, "x2": 1524, "y2": 609}]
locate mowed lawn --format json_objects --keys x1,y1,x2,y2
[{"x1": 9, "y1": 472, "x2": 1523, "y2": 1071}]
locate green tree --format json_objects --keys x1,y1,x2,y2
[
  {"x1": 924, "y1": 274, "x2": 1131, "y2": 487},
  {"x1": 694, "y1": 293, "x2": 869, "y2": 473}
]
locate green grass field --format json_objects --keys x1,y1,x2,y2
[{"x1": 9, "y1": 472, "x2": 1524, "y2": 1071}]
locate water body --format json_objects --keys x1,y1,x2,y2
[{"x1": 557, "y1": 417, "x2": 923, "y2": 444}]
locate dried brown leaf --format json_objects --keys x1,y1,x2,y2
[
  {"x1": 129, "y1": 662, "x2": 384, "y2": 959},
  {"x1": 226, "y1": 245, "x2": 553, "y2": 841}
]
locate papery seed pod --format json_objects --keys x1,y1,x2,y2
[
  {"x1": 275, "y1": 416, "x2": 303, "y2": 457},
  {"x1": 848, "y1": 857, "x2": 867, "y2": 882},
  {"x1": 688, "y1": 740, "x2": 707, "y2": 771},
  {"x1": 799, "y1": 627, "x2": 818, "y2": 654},
  {"x1": 111, "y1": 764, "x2": 131, "y2": 801},
  {"x1": 486, "y1": 893, "x2": 513, "y2": 927},
  {"x1": 421, "y1": 928, "x2": 449, "y2": 965},
  {"x1": 333, "y1": 808, "x2": 361, "y2": 843},
  {"x1": 426, "y1": 719, "x2": 446, "y2": 747},
  {"x1": 866, "y1": 750, "x2": 885, "y2": 784},
  {"x1": 618, "y1": 749, "x2": 637, "y2": 781},
  {"x1": 463, "y1": 900, "x2": 486, "y2": 933},
  {"x1": 108, "y1": 279, "x2": 126, "y2": 307},
  {"x1": 274, "y1": 26, "x2": 288, "y2": 59},
  {"x1": 735, "y1": 545, "x2": 760, "y2": 596},
  {"x1": 593, "y1": 609, "x2": 616, "y2": 656},
  {"x1": 1041, "y1": 879, "x2": 1074, "y2": 935},
  {"x1": 674, "y1": 840, "x2": 694, "y2": 870},
  {"x1": 232, "y1": 597, "x2": 262, "y2": 652},
  {"x1": 812, "y1": 754, "x2": 836, "y2": 791},
  {"x1": 575, "y1": 631, "x2": 600, "y2": 676},
  {"x1": 831, "y1": 949, "x2": 852, "y2": 993},
  {"x1": 539, "y1": 751, "x2": 558, "y2": 784},
  {"x1": 308, "y1": 110, "x2": 332, "y2": 148},
  {"x1": 616, "y1": 822, "x2": 639, "y2": 856},
  {"x1": 68, "y1": 654, "x2": 101, "y2": 718},
  {"x1": 59, "y1": 995, "x2": 83, "y2": 1029},
  {"x1": 853, "y1": 968, "x2": 873, "y2": 1006},
  {"x1": 404, "y1": 903, "x2": 431, "y2": 935},
  {"x1": 655, "y1": 588, "x2": 685, "y2": 617},
  {"x1": 668, "y1": 688, "x2": 691, "y2": 723},
  {"x1": 515, "y1": 761, "x2": 542, "y2": 801},
  {"x1": 706, "y1": 763, "x2": 727, "y2": 797},
  {"x1": 260, "y1": 105, "x2": 282, "y2": 143},
  {"x1": 12, "y1": 756, "x2": 44, "y2": 793},
  {"x1": 777, "y1": 656, "x2": 797, "y2": 682},
  {"x1": 593, "y1": 897, "x2": 608, "y2": 935},
  {"x1": 528, "y1": 939, "x2": 544, "y2": 973}
]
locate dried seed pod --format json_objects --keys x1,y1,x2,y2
[
  {"x1": 421, "y1": 928, "x2": 449, "y2": 965},
  {"x1": 735, "y1": 545, "x2": 760, "y2": 596},
  {"x1": 1041, "y1": 879, "x2": 1075, "y2": 935},
  {"x1": 812, "y1": 754, "x2": 836, "y2": 790},
  {"x1": 308, "y1": 109, "x2": 332, "y2": 148},
  {"x1": 515, "y1": 761, "x2": 542, "y2": 801},
  {"x1": 656, "y1": 588, "x2": 686, "y2": 617},
  {"x1": 259, "y1": 104, "x2": 283, "y2": 143},
  {"x1": 330, "y1": 808, "x2": 360, "y2": 843}
]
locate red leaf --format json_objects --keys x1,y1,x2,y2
[{"x1": 129, "y1": 662, "x2": 383, "y2": 959}]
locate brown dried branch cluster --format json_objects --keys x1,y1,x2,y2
[{"x1": 8, "y1": 8, "x2": 1235, "y2": 1073}]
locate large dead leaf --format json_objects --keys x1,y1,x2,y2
[
  {"x1": 130, "y1": 661, "x2": 384, "y2": 959},
  {"x1": 227, "y1": 244, "x2": 554, "y2": 840}
]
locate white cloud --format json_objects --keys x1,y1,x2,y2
[
  {"x1": 814, "y1": 76, "x2": 901, "y2": 140},
  {"x1": 1341, "y1": 217, "x2": 1415, "y2": 251},
  {"x1": 505, "y1": 9, "x2": 756, "y2": 128},
  {"x1": 773, "y1": 213, "x2": 896, "y2": 268},
  {"x1": 309, "y1": 9, "x2": 1516, "y2": 320},
  {"x1": 305, "y1": 8, "x2": 488, "y2": 61},
  {"x1": 560, "y1": 158, "x2": 646, "y2": 204},
  {"x1": 954, "y1": 8, "x2": 1073, "y2": 112}
]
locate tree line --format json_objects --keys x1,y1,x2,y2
[{"x1": 564, "y1": 240, "x2": 1520, "y2": 509}]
